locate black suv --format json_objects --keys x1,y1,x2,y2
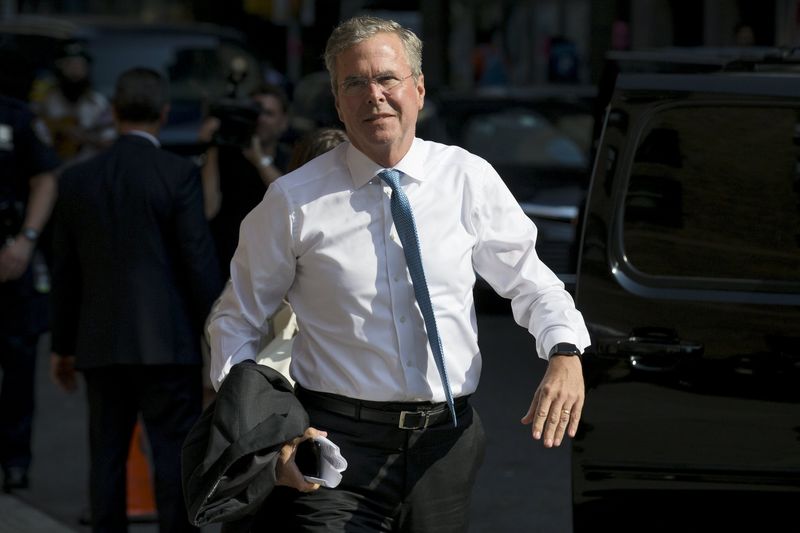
[{"x1": 573, "y1": 49, "x2": 800, "y2": 531}]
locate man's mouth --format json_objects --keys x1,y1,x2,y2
[{"x1": 364, "y1": 113, "x2": 394, "y2": 123}]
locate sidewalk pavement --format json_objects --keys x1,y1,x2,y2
[{"x1": 0, "y1": 493, "x2": 76, "y2": 533}]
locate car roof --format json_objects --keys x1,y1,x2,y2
[
  {"x1": 0, "y1": 14, "x2": 245, "y2": 41},
  {"x1": 607, "y1": 47, "x2": 800, "y2": 73}
]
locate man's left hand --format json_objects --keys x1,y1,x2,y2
[
  {"x1": 521, "y1": 355, "x2": 584, "y2": 448},
  {"x1": 275, "y1": 427, "x2": 329, "y2": 492},
  {"x1": 50, "y1": 353, "x2": 79, "y2": 393},
  {"x1": 0, "y1": 238, "x2": 35, "y2": 282}
]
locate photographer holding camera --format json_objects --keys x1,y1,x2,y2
[{"x1": 200, "y1": 83, "x2": 292, "y2": 280}]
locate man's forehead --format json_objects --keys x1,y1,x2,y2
[{"x1": 336, "y1": 34, "x2": 408, "y2": 70}]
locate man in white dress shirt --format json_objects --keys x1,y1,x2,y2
[{"x1": 207, "y1": 15, "x2": 590, "y2": 532}]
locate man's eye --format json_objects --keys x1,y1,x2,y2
[
  {"x1": 376, "y1": 76, "x2": 399, "y2": 87},
  {"x1": 344, "y1": 79, "x2": 368, "y2": 90}
]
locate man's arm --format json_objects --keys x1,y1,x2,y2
[
  {"x1": 0, "y1": 170, "x2": 57, "y2": 282},
  {"x1": 244, "y1": 136, "x2": 283, "y2": 186},
  {"x1": 207, "y1": 182, "x2": 296, "y2": 389},
  {"x1": 470, "y1": 161, "x2": 590, "y2": 447},
  {"x1": 173, "y1": 164, "x2": 223, "y2": 325}
]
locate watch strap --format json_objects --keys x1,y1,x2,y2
[
  {"x1": 548, "y1": 342, "x2": 582, "y2": 359},
  {"x1": 21, "y1": 227, "x2": 39, "y2": 242}
]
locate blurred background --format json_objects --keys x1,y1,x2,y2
[
  {"x1": 2, "y1": 1, "x2": 800, "y2": 532},
  {"x1": 3, "y1": 0, "x2": 799, "y2": 288},
  {"x1": 4, "y1": 0, "x2": 798, "y2": 289},
  {"x1": 3, "y1": 0, "x2": 797, "y2": 89}
]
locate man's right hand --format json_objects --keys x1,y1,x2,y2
[
  {"x1": 275, "y1": 427, "x2": 328, "y2": 492},
  {"x1": 50, "y1": 353, "x2": 78, "y2": 392}
]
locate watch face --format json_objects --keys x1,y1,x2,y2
[{"x1": 550, "y1": 343, "x2": 581, "y2": 357}]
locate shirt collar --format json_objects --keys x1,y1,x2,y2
[
  {"x1": 346, "y1": 138, "x2": 427, "y2": 188},
  {"x1": 126, "y1": 129, "x2": 161, "y2": 148}
]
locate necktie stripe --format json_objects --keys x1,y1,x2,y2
[{"x1": 379, "y1": 169, "x2": 457, "y2": 427}]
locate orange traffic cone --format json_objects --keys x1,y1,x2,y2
[{"x1": 126, "y1": 420, "x2": 158, "y2": 522}]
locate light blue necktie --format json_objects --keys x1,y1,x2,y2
[{"x1": 379, "y1": 169, "x2": 457, "y2": 427}]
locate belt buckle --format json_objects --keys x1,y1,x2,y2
[{"x1": 398, "y1": 410, "x2": 430, "y2": 430}]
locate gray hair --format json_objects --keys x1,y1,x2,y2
[{"x1": 324, "y1": 16, "x2": 423, "y2": 93}]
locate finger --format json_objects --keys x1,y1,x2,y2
[
  {"x1": 520, "y1": 389, "x2": 541, "y2": 425},
  {"x1": 551, "y1": 405, "x2": 573, "y2": 447},
  {"x1": 567, "y1": 400, "x2": 584, "y2": 438},
  {"x1": 531, "y1": 396, "x2": 552, "y2": 441},
  {"x1": 540, "y1": 403, "x2": 564, "y2": 448}
]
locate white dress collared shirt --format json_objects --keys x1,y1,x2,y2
[{"x1": 208, "y1": 138, "x2": 590, "y2": 400}]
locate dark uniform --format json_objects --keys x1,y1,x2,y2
[
  {"x1": 0, "y1": 95, "x2": 60, "y2": 489},
  {"x1": 210, "y1": 142, "x2": 291, "y2": 281}
]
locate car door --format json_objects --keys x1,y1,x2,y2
[{"x1": 573, "y1": 71, "x2": 800, "y2": 531}]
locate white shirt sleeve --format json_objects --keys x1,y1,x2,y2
[
  {"x1": 470, "y1": 161, "x2": 590, "y2": 358},
  {"x1": 206, "y1": 181, "x2": 297, "y2": 390}
]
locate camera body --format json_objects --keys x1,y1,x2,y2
[
  {"x1": 207, "y1": 57, "x2": 261, "y2": 150},
  {"x1": 207, "y1": 97, "x2": 261, "y2": 149}
]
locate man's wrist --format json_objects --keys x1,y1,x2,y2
[
  {"x1": 548, "y1": 343, "x2": 582, "y2": 360},
  {"x1": 20, "y1": 227, "x2": 39, "y2": 243}
]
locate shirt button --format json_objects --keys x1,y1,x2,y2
[
  {"x1": 394, "y1": 276, "x2": 399, "y2": 282},
  {"x1": 399, "y1": 316, "x2": 406, "y2": 323}
]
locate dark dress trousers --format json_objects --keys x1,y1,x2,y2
[{"x1": 51, "y1": 133, "x2": 222, "y2": 532}]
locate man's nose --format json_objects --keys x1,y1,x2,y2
[{"x1": 366, "y1": 80, "x2": 386, "y2": 102}]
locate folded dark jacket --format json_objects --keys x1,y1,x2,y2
[{"x1": 181, "y1": 360, "x2": 309, "y2": 526}]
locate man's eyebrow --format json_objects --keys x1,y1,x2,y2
[{"x1": 342, "y1": 71, "x2": 398, "y2": 80}]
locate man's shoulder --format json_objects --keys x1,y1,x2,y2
[
  {"x1": 120, "y1": 136, "x2": 196, "y2": 172},
  {"x1": 0, "y1": 96, "x2": 38, "y2": 130},
  {"x1": 416, "y1": 137, "x2": 484, "y2": 159},
  {"x1": 59, "y1": 149, "x2": 107, "y2": 180},
  {"x1": 415, "y1": 137, "x2": 491, "y2": 172},
  {"x1": 275, "y1": 143, "x2": 348, "y2": 194}
]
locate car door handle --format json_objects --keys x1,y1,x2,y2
[{"x1": 615, "y1": 327, "x2": 704, "y2": 372}]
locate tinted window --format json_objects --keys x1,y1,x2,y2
[
  {"x1": 86, "y1": 30, "x2": 261, "y2": 102},
  {"x1": 462, "y1": 110, "x2": 588, "y2": 168},
  {"x1": 623, "y1": 104, "x2": 800, "y2": 284}
]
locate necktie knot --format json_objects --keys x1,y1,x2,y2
[{"x1": 378, "y1": 169, "x2": 402, "y2": 190}]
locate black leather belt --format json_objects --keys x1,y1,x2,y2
[{"x1": 296, "y1": 386, "x2": 469, "y2": 430}]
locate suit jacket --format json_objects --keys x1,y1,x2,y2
[
  {"x1": 181, "y1": 360, "x2": 309, "y2": 528},
  {"x1": 51, "y1": 133, "x2": 222, "y2": 367}
]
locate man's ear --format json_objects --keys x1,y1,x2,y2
[
  {"x1": 334, "y1": 91, "x2": 345, "y2": 123},
  {"x1": 159, "y1": 104, "x2": 171, "y2": 127},
  {"x1": 416, "y1": 73, "x2": 425, "y2": 110}
]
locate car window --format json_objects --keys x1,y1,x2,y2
[
  {"x1": 85, "y1": 31, "x2": 261, "y2": 103},
  {"x1": 622, "y1": 103, "x2": 800, "y2": 285},
  {"x1": 462, "y1": 109, "x2": 588, "y2": 168}
]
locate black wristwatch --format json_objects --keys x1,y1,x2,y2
[
  {"x1": 21, "y1": 227, "x2": 39, "y2": 242},
  {"x1": 548, "y1": 343, "x2": 582, "y2": 360}
]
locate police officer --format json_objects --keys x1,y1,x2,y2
[{"x1": 0, "y1": 92, "x2": 60, "y2": 492}]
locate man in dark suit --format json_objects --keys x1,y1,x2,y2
[{"x1": 49, "y1": 67, "x2": 222, "y2": 533}]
